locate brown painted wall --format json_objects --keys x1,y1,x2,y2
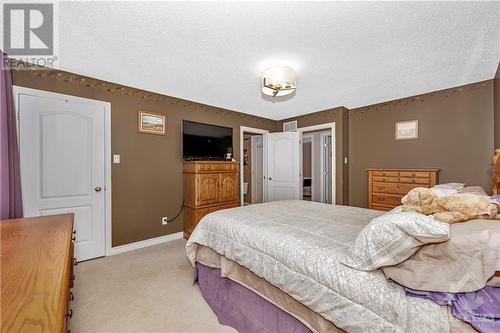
[
  {"x1": 349, "y1": 81, "x2": 494, "y2": 208},
  {"x1": 11, "y1": 67, "x2": 496, "y2": 244},
  {"x1": 11, "y1": 69, "x2": 280, "y2": 246},
  {"x1": 280, "y1": 107, "x2": 350, "y2": 205},
  {"x1": 495, "y1": 63, "x2": 500, "y2": 148}
]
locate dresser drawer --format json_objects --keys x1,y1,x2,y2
[
  {"x1": 372, "y1": 182, "x2": 421, "y2": 195},
  {"x1": 372, "y1": 170, "x2": 399, "y2": 177},
  {"x1": 372, "y1": 194, "x2": 403, "y2": 206},
  {"x1": 399, "y1": 177, "x2": 430, "y2": 185},
  {"x1": 372, "y1": 176, "x2": 399, "y2": 183},
  {"x1": 209, "y1": 202, "x2": 239, "y2": 213},
  {"x1": 370, "y1": 204, "x2": 394, "y2": 212},
  {"x1": 399, "y1": 171, "x2": 430, "y2": 178}
]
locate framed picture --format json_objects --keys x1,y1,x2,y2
[
  {"x1": 138, "y1": 110, "x2": 166, "y2": 135},
  {"x1": 395, "y1": 120, "x2": 418, "y2": 140}
]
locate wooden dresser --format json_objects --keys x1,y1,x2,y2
[
  {"x1": 183, "y1": 161, "x2": 240, "y2": 239},
  {"x1": 368, "y1": 168, "x2": 440, "y2": 211},
  {"x1": 1, "y1": 214, "x2": 76, "y2": 333}
]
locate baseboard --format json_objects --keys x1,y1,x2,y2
[{"x1": 109, "y1": 232, "x2": 184, "y2": 256}]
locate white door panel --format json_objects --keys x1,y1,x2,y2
[
  {"x1": 265, "y1": 132, "x2": 300, "y2": 201},
  {"x1": 18, "y1": 93, "x2": 106, "y2": 261}
]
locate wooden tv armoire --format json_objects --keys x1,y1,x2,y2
[{"x1": 183, "y1": 161, "x2": 239, "y2": 239}]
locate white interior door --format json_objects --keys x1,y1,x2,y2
[
  {"x1": 264, "y1": 132, "x2": 300, "y2": 201},
  {"x1": 251, "y1": 135, "x2": 263, "y2": 204},
  {"x1": 17, "y1": 90, "x2": 108, "y2": 261}
]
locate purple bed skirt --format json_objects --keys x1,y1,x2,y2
[{"x1": 196, "y1": 263, "x2": 313, "y2": 333}]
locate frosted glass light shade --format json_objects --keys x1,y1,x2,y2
[{"x1": 261, "y1": 66, "x2": 296, "y2": 97}]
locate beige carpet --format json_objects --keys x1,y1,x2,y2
[{"x1": 71, "y1": 238, "x2": 236, "y2": 333}]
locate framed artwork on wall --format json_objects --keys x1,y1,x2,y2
[
  {"x1": 395, "y1": 120, "x2": 418, "y2": 140},
  {"x1": 137, "y1": 110, "x2": 166, "y2": 135}
]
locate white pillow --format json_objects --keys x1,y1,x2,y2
[
  {"x1": 431, "y1": 188, "x2": 459, "y2": 197},
  {"x1": 342, "y1": 211, "x2": 450, "y2": 271},
  {"x1": 431, "y1": 183, "x2": 465, "y2": 197},
  {"x1": 433, "y1": 183, "x2": 465, "y2": 190}
]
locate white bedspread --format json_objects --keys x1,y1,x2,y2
[{"x1": 186, "y1": 200, "x2": 468, "y2": 333}]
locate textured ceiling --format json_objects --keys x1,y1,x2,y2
[{"x1": 24, "y1": 2, "x2": 500, "y2": 119}]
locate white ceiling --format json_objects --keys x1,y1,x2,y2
[{"x1": 43, "y1": 2, "x2": 500, "y2": 119}]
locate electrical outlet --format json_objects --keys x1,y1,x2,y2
[{"x1": 161, "y1": 217, "x2": 168, "y2": 225}]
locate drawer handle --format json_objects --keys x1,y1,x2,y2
[
  {"x1": 412, "y1": 179, "x2": 416, "y2": 183},
  {"x1": 377, "y1": 186, "x2": 384, "y2": 189},
  {"x1": 66, "y1": 309, "x2": 73, "y2": 319},
  {"x1": 73, "y1": 258, "x2": 78, "y2": 266},
  {"x1": 412, "y1": 173, "x2": 416, "y2": 177},
  {"x1": 73, "y1": 230, "x2": 76, "y2": 235},
  {"x1": 379, "y1": 197, "x2": 385, "y2": 201},
  {"x1": 72, "y1": 236, "x2": 76, "y2": 241},
  {"x1": 70, "y1": 292, "x2": 75, "y2": 301}
]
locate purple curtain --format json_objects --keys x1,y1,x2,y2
[{"x1": 0, "y1": 52, "x2": 23, "y2": 219}]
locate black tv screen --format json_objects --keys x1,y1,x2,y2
[{"x1": 182, "y1": 120, "x2": 233, "y2": 160}]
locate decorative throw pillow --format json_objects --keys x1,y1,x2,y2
[{"x1": 342, "y1": 211, "x2": 450, "y2": 271}]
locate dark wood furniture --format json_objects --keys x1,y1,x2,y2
[
  {"x1": 367, "y1": 168, "x2": 440, "y2": 211},
  {"x1": 183, "y1": 161, "x2": 239, "y2": 239},
  {"x1": 1, "y1": 214, "x2": 76, "y2": 333}
]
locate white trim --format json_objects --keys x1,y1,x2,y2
[
  {"x1": 12, "y1": 86, "x2": 113, "y2": 257},
  {"x1": 320, "y1": 132, "x2": 332, "y2": 204},
  {"x1": 109, "y1": 232, "x2": 183, "y2": 256},
  {"x1": 239, "y1": 126, "x2": 269, "y2": 206},
  {"x1": 297, "y1": 122, "x2": 336, "y2": 205}
]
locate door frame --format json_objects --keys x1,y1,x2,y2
[
  {"x1": 320, "y1": 132, "x2": 332, "y2": 203},
  {"x1": 301, "y1": 134, "x2": 315, "y2": 201},
  {"x1": 296, "y1": 122, "x2": 336, "y2": 205},
  {"x1": 250, "y1": 135, "x2": 263, "y2": 204},
  {"x1": 13, "y1": 86, "x2": 113, "y2": 256},
  {"x1": 239, "y1": 126, "x2": 269, "y2": 206}
]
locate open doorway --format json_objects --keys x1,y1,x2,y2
[
  {"x1": 302, "y1": 135, "x2": 313, "y2": 201},
  {"x1": 240, "y1": 127, "x2": 268, "y2": 206},
  {"x1": 298, "y1": 123, "x2": 335, "y2": 204}
]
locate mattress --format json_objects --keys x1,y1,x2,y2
[
  {"x1": 186, "y1": 200, "x2": 475, "y2": 333},
  {"x1": 195, "y1": 245, "x2": 343, "y2": 333}
]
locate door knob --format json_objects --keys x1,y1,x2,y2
[
  {"x1": 268, "y1": 177, "x2": 273, "y2": 181},
  {"x1": 95, "y1": 186, "x2": 102, "y2": 192}
]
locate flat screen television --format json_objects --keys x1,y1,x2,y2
[{"x1": 182, "y1": 120, "x2": 233, "y2": 160}]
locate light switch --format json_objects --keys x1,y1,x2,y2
[{"x1": 113, "y1": 154, "x2": 120, "y2": 164}]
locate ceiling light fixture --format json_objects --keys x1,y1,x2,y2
[{"x1": 261, "y1": 66, "x2": 296, "y2": 97}]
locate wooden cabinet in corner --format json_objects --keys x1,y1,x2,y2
[{"x1": 183, "y1": 161, "x2": 240, "y2": 239}]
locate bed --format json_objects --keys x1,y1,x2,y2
[{"x1": 186, "y1": 200, "x2": 475, "y2": 333}]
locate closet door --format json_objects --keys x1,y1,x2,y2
[
  {"x1": 264, "y1": 132, "x2": 300, "y2": 202},
  {"x1": 17, "y1": 88, "x2": 108, "y2": 261}
]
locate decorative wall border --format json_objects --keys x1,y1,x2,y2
[
  {"x1": 9, "y1": 59, "x2": 277, "y2": 126},
  {"x1": 350, "y1": 80, "x2": 492, "y2": 116},
  {"x1": 9, "y1": 58, "x2": 492, "y2": 122}
]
